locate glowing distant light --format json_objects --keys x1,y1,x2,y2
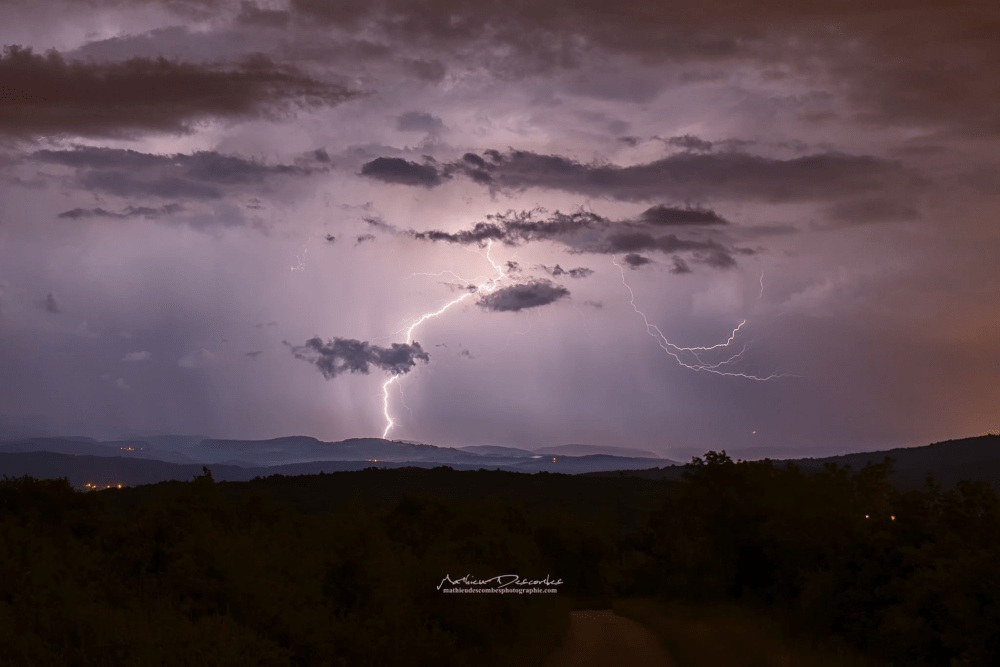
[
  {"x1": 751, "y1": 430, "x2": 756, "y2": 435},
  {"x1": 865, "y1": 515, "x2": 869, "y2": 519},
  {"x1": 552, "y1": 457, "x2": 557, "y2": 463},
  {"x1": 891, "y1": 516, "x2": 895, "y2": 520}
]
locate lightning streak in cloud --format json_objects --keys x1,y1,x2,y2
[
  {"x1": 613, "y1": 256, "x2": 793, "y2": 380},
  {"x1": 381, "y1": 241, "x2": 507, "y2": 437},
  {"x1": 291, "y1": 232, "x2": 323, "y2": 271}
]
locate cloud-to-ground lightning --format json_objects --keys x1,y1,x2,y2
[
  {"x1": 381, "y1": 241, "x2": 507, "y2": 437},
  {"x1": 493, "y1": 312, "x2": 532, "y2": 354},
  {"x1": 613, "y1": 256, "x2": 794, "y2": 380},
  {"x1": 291, "y1": 232, "x2": 323, "y2": 271}
]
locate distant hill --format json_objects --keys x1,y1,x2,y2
[
  {"x1": 0, "y1": 450, "x2": 688, "y2": 490},
  {"x1": 535, "y1": 444, "x2": 675, "y2": 462},
  {"x1": 5, "y1": 433, "x2": 998, "y2": 492},
  {"x1": 584, "y1": 435, "x2": 1000, "y2": 491},
  {"x1": 0, "y1": 435, "x2": 684, "y2": 476},
  {"x1": 792, "y1": 435, "x2": 1000, "y2": 490},
  {"x1": 458, "y1": 445, "x2": 538, "y2": 457},
  {"x1": 193, "y1": 437, "x2": 489, "y2": 465},
  {"x1": 139, "y1": 435, "x2": 208, "y2": 452},
  {"x1": 0, "y1": 438, "x2": 202, "y2": 465}
]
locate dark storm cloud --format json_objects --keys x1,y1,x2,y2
[
  {"x1": 396, "y1": 111, "x2": 445, "y2": 133},
  {"x1": 667, "y1": 135, "x2": 713, "y2": 152},
  {"x1": 409, "y1": 209, "x2": 746, "y2": 269},
  {"x1": 402, "y1": 59, "x2": 448, "y2": 82},
  {"x1": 367, "y1": 148, "x2": 921, "y2": 204},
  {"x1": 356, "y1": 233, "x2": 376, "y2": 244},
  {"x1": 235, "y1": 1, "x2": 292, "y2": 28},
  {"x1": 598, "y1": 231, "x2": 739, "y2": 265},
  {"x1": 472, "y1": 149, "x2": 920, "y2": 203},
  {"x1": 824, "y1": 197, "x2": 920, "y2": 225},
  {"x1": 399, "y1": 2, "x2": 1000, "y2": 136},
  {"x1": 833, "y1": 10, "x2": 1000, "y2": 137},
  {"x1": 37, "y1": 292, "x2": 61, "y2": 314},
  {"x1": 621, "y1": 253, "x2": 652, "y2": 268},
  {"x1": 640, "y1": 204, "x2": 728, "y2": 226},
  {"x1": 79, "y1": 172, "x2": 222, "y2": 200},
  {"x1": 410, "y1": 209, "x2": 603, "y2": 246},
  {"x1": 281, "y1": 0, "x2": 767, "y2": 78},
  {"x1": 57, "y1": 203, "x2": 183, "y2": 220},
  {"x1": 669, "y1": 256, "x2": 692, "y2": 274},
  {"x1": 537, "y1": 264, "x2": 594, "y2": 279},
  {"x1": 17, "y1": 0, "x2": 993, "y2": 138},
  {"x1": 359, "y1": 157, "x2": 442, "y2": 187},
  {"x1": 476, "y1": 280, "x2": 570, "y2": 312},
  {"x1": 701, "y1": 248, "x2": 738, "y2": 269},
  {"x1": 31, "y1": 146, "x2": 321, "y2": 200},
  {"x1": 34, "y1": 147, "x2": 317, "y2": 183},
  {"x1": 325, "y1": 234, "x2": 336, "y2": 242},
  {"x1": 0, "y1": 45, "x2": 357, "y2": 138},
  {"x1": 288, "y1": 337, "x2": 430, "y2": 379},
  {"x1": 363, "y1": 216, "x2": 397, "y2": 233}
]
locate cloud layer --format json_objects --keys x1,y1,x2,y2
[
  {"x1": 362, "y1": 149, "x2": 922, "y2": 205},
  {"x1": 408, "y1": 209, "x2": 751, "y2": 270},
  {"x1": 289, "y1": 337, "x2": 431, "y2": 379},
  {"x1": 477, "y1": 281, "x2": 570, "y2": 312},
  {"x1": 0, "y1": 45, "x2": 357, "y2": 138}
]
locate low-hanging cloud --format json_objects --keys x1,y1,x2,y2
[
  {"x1": 409, "y1": 209, "x2": 750, "y2": 270},
  {"x1": 622, "y1": 253, "x2": 652, "y2": 268},
  {"x1": 396, "y1": 111, "x2": 445, "y2": 133},
  {"x1": 235, "y1": 1, "x2": 292, "y2": 28},
  {"x1": 31, "y1": 146, "x2": 324, "y2": 203},
  {"x1": 362, "y1": 148, "x2": 923, "y2": 205},
  {"x1": 477, "y1": 280, "x2": 570, "y2": 312},
  {"x1": 823, "y1": 197, "x2": 920, "y2": 225},
  {"x1": 537, "y1": 264, "x2": 594, "y2": 279},
  {"x1": 0, "y1": 45, "x2": 357, "y2": 138},
  {"x1": 58, "y1": 203, "x2": 183, "y2": 220},
  {"x1": 289, "y1": 337, "x2": 430, "y2": 379},
  {"x1": 640, "y1": 204, "x2": 728, "y2": 225},
  {"x1": 359, "y1": 157, "x2": 442, "y2": 187},
  {"x1": 669, "y1": 256, "x2": 692, "y2": 274},
  {"x1": 666, "y1": 135, "x2": 714, "y2": 152},
  {"x1": 37, "y1": 292, "x2": 61, "y2": 314}
]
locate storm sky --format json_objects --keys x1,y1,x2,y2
[{"x1": 1, "y1": 0, "x2": 997, "y2": 458}]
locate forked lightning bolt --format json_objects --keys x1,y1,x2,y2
[
  {"x1": 381, "y1": 241, "x2": 507, "y2": 437},
  {"x1": 613, "y1": 256, "x2": 793, "y2": 380},
  {"x1": 291, "y1": 232, "x2": 323, "y2": 272}
]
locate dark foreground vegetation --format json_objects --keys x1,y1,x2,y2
[{"x1": 1, "y1": 452, "x2": 998, "y2": 666}]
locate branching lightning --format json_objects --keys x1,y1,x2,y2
[
  {"x1": 613, "y1": 256, "x2": 794, "y2": 381},
  {"x1": 381, "y1": 241, "x2": 507, "y2": 437},
  {"x1": 291, "y1": 232, "x2": 322, "y2": 272},
  {"x1": 493, "y1": 312, "x2": 532, "y2": 354}
]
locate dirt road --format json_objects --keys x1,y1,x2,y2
[{"x1": 543, "y1": 609, "x2": 675, "y2": 667}]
